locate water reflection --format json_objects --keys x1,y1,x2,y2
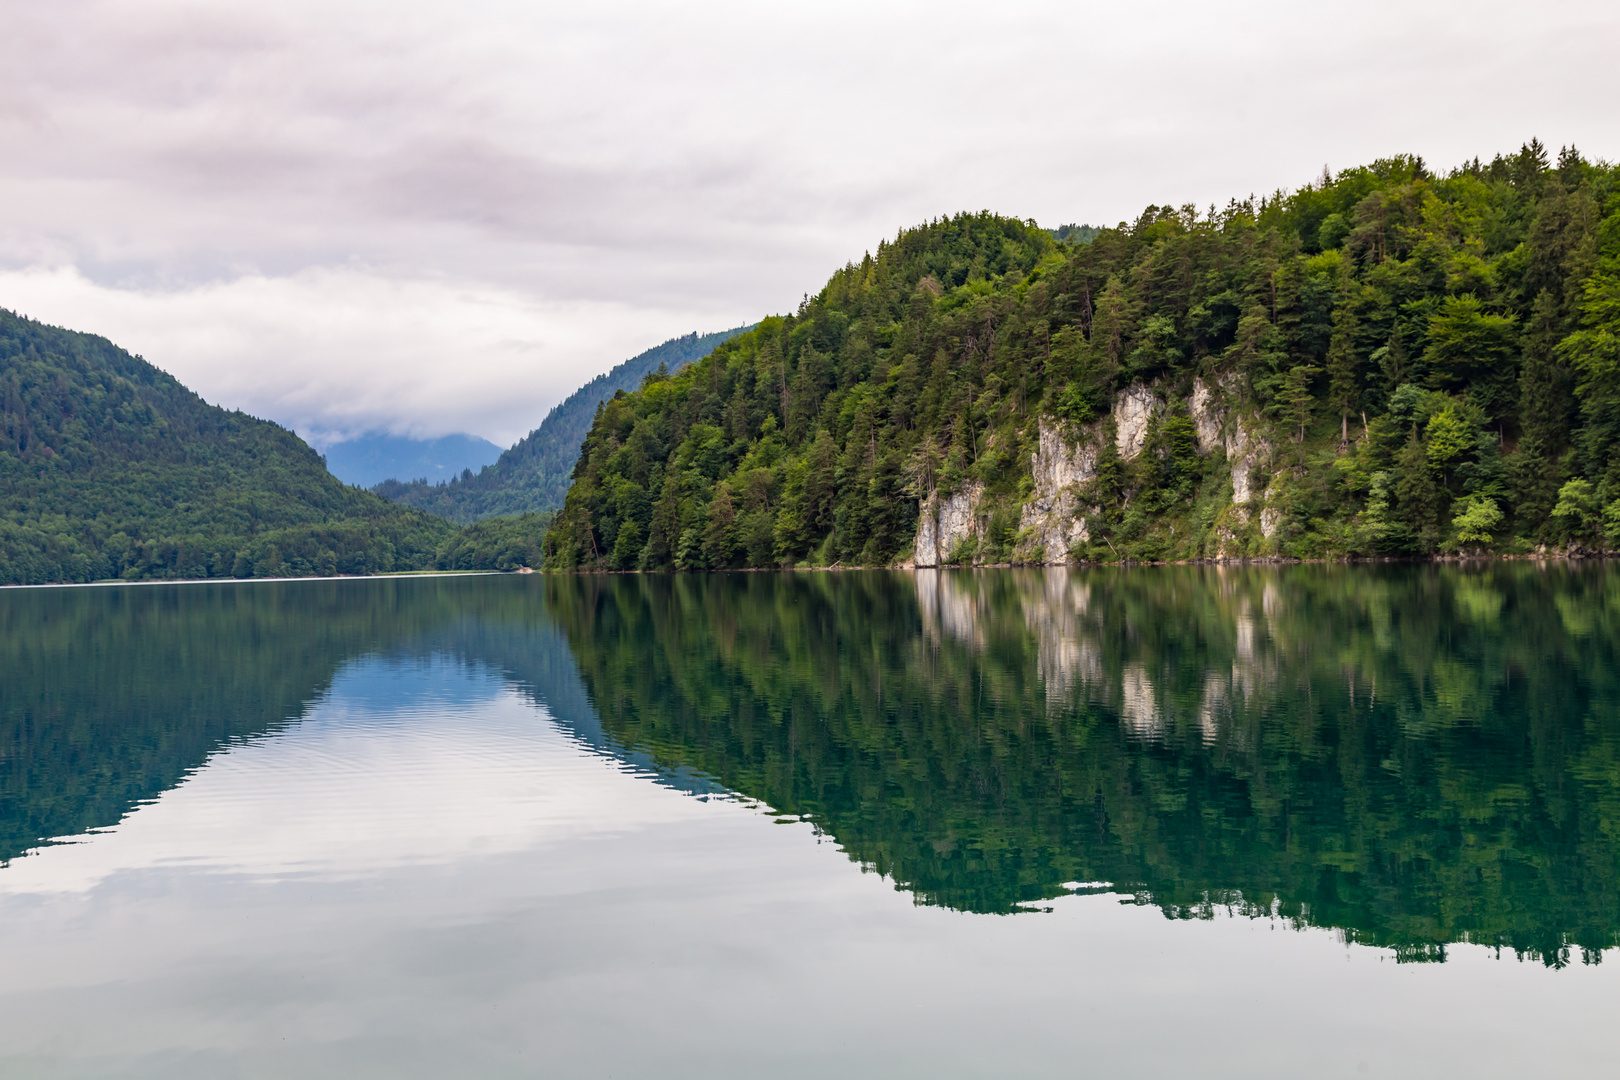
[
  {"x1": 0, "y1": 576, "x2": 709, "y2": 870},
  {"x1": 4, "y1": 566, "x2": 1619, "y2": 966},
  {"x1": 545, "y1": 565, "x2": 1620, "y2": 964}
]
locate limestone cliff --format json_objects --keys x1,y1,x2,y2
[
  {"x1": 1015, "y1": 421, "x2": 1096, "y2": 563},
  {"x1": 912, "y1": 482, "x2": 984, "y2": 568},
  {"x1": 921, "y1": 373, "x2": 1280, "y2": 566},
  {"x1": 1188, "y1": 375, "x2": 1269, "y2": 513}
]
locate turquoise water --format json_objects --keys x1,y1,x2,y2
[{"x1": 1, "y1": 566, "x2": 1617, "y2": 1077}]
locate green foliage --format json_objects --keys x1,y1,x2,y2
[
  {"x1": 432, "y1": 512, "x2": 553, "y2": 571},
  {"x1": 0, "y1": 309, "x2": 459, "y2": 584},
  {"x1": 1552, "y1": 478, "x2": 1603, "y2": 544},
  {"x1": 541, "y1": 145, "x2": 1619, "y2": 567},
  {"x1": 1049, "y1": 223, "x2": 1101, "y2": 244},
  {"x1": 1450, "y1": 495, "x2": 1503, "y2": 546},
  {"x1": 376, "y1": 327, "x2": 751, "y2": 521},
  {"x1": 547, "y1": 213, "x2": 1057, "y2": 569},
  {"x1": 550, "y1": 565, "x2": 1620, "y2": 962},
  {"x1": 1423, "y1": 294, "x2": 1519, "y2": 401}
]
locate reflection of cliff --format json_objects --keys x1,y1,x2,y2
[
  {"x1": 14, "y1": 567, "x2": 1620, "y2": 965},
  {"x1": 915, "y1": 568, "x2": 1281, "y2": 747},
  {"x1": 551, "y1": 566, "x2": 1620, "y2": 964}
]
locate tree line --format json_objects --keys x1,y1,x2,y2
[
  {"x1": 376, "y1": 326, "x2": 751, "y2": 522},
  {"x1": 0, "y1": 309, "x2": 551, "y2": 584},
  {"x1": 545, "y1": 141, "x2": 1620, "y2": 569}
]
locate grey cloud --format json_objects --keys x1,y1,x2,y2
[{"x1": 0, "y1": 0, "x2": 1615, "y2": 440}]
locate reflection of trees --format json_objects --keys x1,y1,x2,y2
[
  {"x1": 9, "y1": 567, "x2": 1618, "y2": 966},
  {"x1": 0, "y1": 577, "x2": 567, "y2": 864},
  {"x1": 551, "y1": 566, "x2": 1620, "y2": 964}
]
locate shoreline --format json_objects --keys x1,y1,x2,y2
[
  {"x1": 547, "y1": 549, "x2": 1619, "y2": 575},
  {"x1": 0, "y1": 569, "x2": 505, "y2": 591},
  {"x1": 4, "y1": 552, "x2": 1614, "y2": 588}
]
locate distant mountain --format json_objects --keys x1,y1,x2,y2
[
  {"x1": 324, "y1": 432, "x2": 502, "y2": 488},
  {"x1": 0, "y1": 308, "x2": 455, "y2": 584},
  {"x1": 376, "y1": 326, "x2": 752, "y2": 522}
]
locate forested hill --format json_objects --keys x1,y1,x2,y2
[
  {"x1": 376, "y1": 326, "x2": 751, "y2": 522},
  {"x1": 0, "y1": 309, "x2": 455, "y2": 584},
  {"x1": 545, "y1": 143, "x2": 1620, "y2": 570}
]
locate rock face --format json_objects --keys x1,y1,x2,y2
[
  {"x1": 1189, "y1": 376, "x2": 1268, "y2": 508},
  {"x1": 1017, "y1": 420, "x2": 1095, "y2": 563},
  {"x1": 1112, "y1": 383, "x2": 1161, "y2": 460},
  {"x1": 913, "y1": 482, "x2": 983, "y2": 567},
  {"x1": 910, "y1": 373, "x2": 1281, "y2": 566}
]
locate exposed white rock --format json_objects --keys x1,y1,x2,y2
[
  {"x1": 1190, "y1": 375, "x2": 1269, "y2": 507},
  {"x1": 1189, "y1": 377, "x2": 1225, "y2": 454},
  {"x1": 913, "y1": 482, "x2": 983, "y2": 567},
  {"x1": 1112, "y1": 383, "x2": 1161, "y2": 460},
  {"x1": 1258, "y1": 475, "x2": 1287, "y2": 539},
  {"x1": 922, "y1": 375, "x2": 1275, "y2": 567},
  {"x1": 1017, "y1": 419, "x2": 1095, "y2": 564},
  {"x1": 1031, "y1": 419, "x2": 1097, "y2": 492}
]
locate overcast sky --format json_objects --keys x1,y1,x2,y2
[{"x1": 1, "y1": 0, "x2": 1614, "y2": 447}]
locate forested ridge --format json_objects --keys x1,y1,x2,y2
[
  {"x1": 0, "y1": 309, "x2": 468, "y2": 584},
  {"x1": 377, "y1": 326, "x2": 751, "y2": 521},
  {"x1": 545, "y1": 142, "x2": 1620, "y2": 570}
]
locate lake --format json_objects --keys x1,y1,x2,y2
[{"x1": 2, "y1": 565, "x2": 1617, "y2": 1078}]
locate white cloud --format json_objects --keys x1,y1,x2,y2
[
  {"x1": 0, "y1": 0, "x2": 1615, "y2": 442},
  {"x1": 0, "y1": 265, "x2": 737, "y2": 446}
]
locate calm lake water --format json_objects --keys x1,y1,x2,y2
[{"x1": 2, "y1": 565, "x2": 1618, "y2": 1078}]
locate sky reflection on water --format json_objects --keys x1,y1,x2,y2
[{"x1": 0, "y1": 569, "x2": 1617, "y2": 1078}]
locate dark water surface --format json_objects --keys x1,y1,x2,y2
[{"x1": 2, "y1": 566, "x2": 1618, "y2": 1077}]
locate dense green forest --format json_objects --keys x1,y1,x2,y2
[
  {"x1": 545, "y1": 142, "x2": 1620, "y2": 570},
  {"x1": 0, "y1": 309, "x2": 526, "y2": 584},
  {"x1": 549, "y1": 566, "x2": 1620, "y2": 963},
  {"x1": 377, "y1": 326, "x2": 751, "y2": 521}
]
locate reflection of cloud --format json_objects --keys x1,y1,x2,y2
[
  {"x1": 0, "y1": 659, "x2": 695, "y2": 896},
  {"x1": 0, "y1": 266, "x2": 697, "y2": 446}
]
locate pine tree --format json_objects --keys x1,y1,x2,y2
[
  {"x1": 1394, "y1": 428, "x2": 1443, "y2": 551},
  {"x1": 1326, "y1": 294, "x2": 1361, "y2": 448}
]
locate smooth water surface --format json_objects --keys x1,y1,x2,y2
[{"x1": 2, "y1": 566, "x2": 1618, "y2": 1077}]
